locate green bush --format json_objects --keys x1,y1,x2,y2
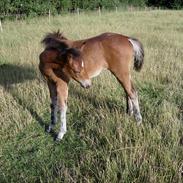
[
  {"x1": 0, "y1": 0, "x2": 182, "y2": 19},
  {"x1": 147, "y1": 0, "x2": 183, "y2": 9}
]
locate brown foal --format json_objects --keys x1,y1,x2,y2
[{"x1": 39, "y1": 31, "x2": 144, "y2": 141}]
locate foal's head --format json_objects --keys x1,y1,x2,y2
[
  {"x1": 62, "y1": 47, "x2": 91, "y2": 88},
  {"x1": 41, "y1": 31, "x2": 91, "y2": 88}
]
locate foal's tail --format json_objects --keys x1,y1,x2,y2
[{"x1": 128, "y1": 38, "x2": 144, "y2": 72}]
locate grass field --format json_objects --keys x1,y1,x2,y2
[{"x1": 0, "y1": 10, "x2": 183, "y2": 183}]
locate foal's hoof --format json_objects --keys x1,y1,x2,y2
[
  {"x1": 46, "y1": 125, "x2": 52, "y2": 133},
  {"x1": 135, "y1": 114, "x2": 142, "y2": 125},
  {"x1": 55, "y1": 137, "x2": 62, "y2": 142},
  {"x1": 55, "y1": 132, "x2": 65, "y2": 141}
]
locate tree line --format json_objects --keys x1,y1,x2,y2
[{"x1": 0, "y1": 0, "x2": 182, "y2": 17}]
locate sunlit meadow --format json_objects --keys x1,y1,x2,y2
[{"x1": 0, "y1": 10, "x2": 183, "y2": 182}]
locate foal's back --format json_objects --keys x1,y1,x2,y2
[{"x1": 74, "y1": 32, "x2": 133, "y2": 77}]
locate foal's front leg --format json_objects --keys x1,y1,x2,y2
[
  {"x1": 57, "y1": 105, "x2": 67, "y2": 140},
  {"x1": 47, "y1": 81, "x2": 58, "y2": 133},
  {"x1": 56, "y1": 81, "x2": 68, "y2": 141}
]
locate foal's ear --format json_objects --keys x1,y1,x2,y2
[
  {"x1": 79, "y1": 41, "x2": 86, "y2": 51},
  {"x1": 65, "y1": 48, "x2": 82, "y2": 73},
  {"x1": 65, "y1": 48, "x2": 81, "y2": 59},
  {"x1": 59, "y1": 48, "x2": 76, "y2": 60},
  {"x1": 74, "y1": 41, "x2": 86, "y2": 51}
]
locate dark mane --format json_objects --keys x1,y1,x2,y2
[
  {"x1": 67, "y1": 48, "x2": 81, "y2": 58},
  {"x1": 41, "y1": 30, "x2": 68, "y2": 50}
]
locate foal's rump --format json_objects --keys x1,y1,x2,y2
[{"x1": 88, "y1": 33, "x2": 144, "y2": 72}]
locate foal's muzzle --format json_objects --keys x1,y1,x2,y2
[{"x1": 80, "y1": 79, "x2": 91, "y2": 89}]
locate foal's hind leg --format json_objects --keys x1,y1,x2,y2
[
  {"x1": 130, "y1": 87, "x2": 142, "y2": 124},
  {"x1": 47, "y1": 81, "x2": 58, "y2": 132},
  {"x1": 124, "y1": 79, "x2": 142, "y2": 124},
  {"x1": 113, "y1": 71, "x2": 142, "y2": 124},
  {"x1": 126, "y1": 95, "x2": 133, "y2": 116}
]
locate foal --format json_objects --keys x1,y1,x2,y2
[{"x1": 39, "y1": 31, "x2": 144, "y2": 141}]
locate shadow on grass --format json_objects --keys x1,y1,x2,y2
[
  {"x1": 0, "y1": 63, "x2": 134, "y2": 141},
  {"x1": 0, "y1": 63, "x2": 35, "y2": 87},
  {"x1": 0, "y1": 63, "x2": 46, "y2": 129},
  {"x1": 69, "y1": 83, "x2": 126, "y2": 112}
]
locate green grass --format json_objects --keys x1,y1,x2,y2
[{"x1": 0, "y1": 10, "x2": 183, "y2": 183}]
